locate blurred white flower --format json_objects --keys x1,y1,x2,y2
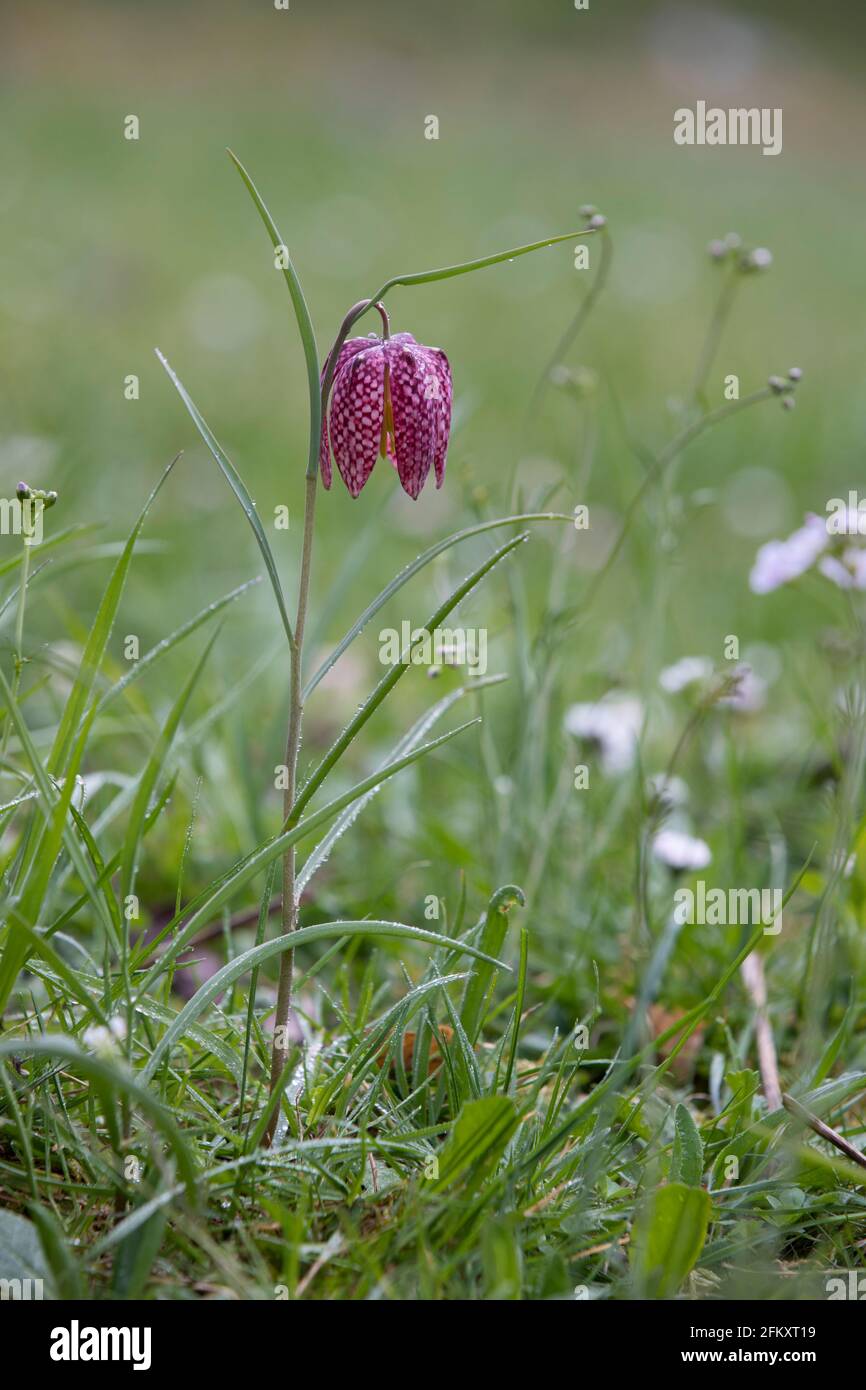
[
  {"x1": 652, "y1": 828, "x2": 712, "y2": 871},
  {"x1": 648, "y1": 773, "x2": 690, "y2": 807},
  {"x1": 564, "y1": 693, "x2": 643, "y2": 774},
  {"x1": 819, "y1": 549, "x2": 866, "y2": 590},
  {"x1": 659, "y1": 655, "x2": 713, "y2": 693},
  {"x1": 83, "y1": 1016, "x2": 127, "y2": 1055},
  {"x1": 717, "y1": 663, "x2": 767, "y2": 712},
  {"x1": 749, "y1": 514, "x2": 828, "y2": 594}
]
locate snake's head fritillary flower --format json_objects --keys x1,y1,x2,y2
[{"x1": 319, "y1": 311, "x2": 452, "y2": 500}]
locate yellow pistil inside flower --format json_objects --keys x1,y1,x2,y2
[{"x1": 380, "y1": 363, "x2": 395, "y2": 458}]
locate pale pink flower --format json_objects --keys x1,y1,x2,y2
[{"x1": 749, "y1": 513, "x2": 828, "y2": 594}]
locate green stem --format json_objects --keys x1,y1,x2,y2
[
  {"x1": 265, "y1": 471, "x2": 318, "y2": 1145},
  {"x1": 528, "y1": 225, "x2": 613, "y2": 420},
  {"x1": 691, "y1": 263, "x2": 739, "y2": 406},
  {"x1": 13, "y1": 542, "x2": 30, "y2": 679},
  {"x1": 575, "y1": 386, "x2": 775, "y2": 622},
  {"x1": 1, "y1": 537, "x2": 31, "y2": 765}
]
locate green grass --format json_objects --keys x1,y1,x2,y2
[{"x1": 2, "y1": 0, "x2": 866, "y2": 1301}]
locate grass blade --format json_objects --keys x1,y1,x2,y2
[
  {"x1": 304, "y1": 514, "x2": 570, "y2": 700},
  {"x1": 97, "y1": 578, "x2": 260, "y2": 714},
  {"x1": 143, "y1": 920, "x2": 512, "y2": 1082},
  {"x1": 226, "y1": 149, "x2": 321, "y2": 479},
  {"x1": 294, "y1": 532, "x2": 527, "y2": 820},
  {"x1": 296, "y1": 673, "x2": 506, "y2": 900},
  {"x1": 156, "y1": 350, "x2": 294, "y2": 647},
  {"x1": 371, "y1": 227, "x2": 602, "y2": 299},
  {"x1": 0, "y1": 1037, "x2": 197, "y2": 1199},
  {"x1": 46, "y1": 458, "x2": 178, "y2": 779},
  {"x1": 133, "y1": 718, "x2": 482, "y2": 990}
]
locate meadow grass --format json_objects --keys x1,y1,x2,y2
[{"x1": 2, "y1": 5, "x2": 866, "y2": 1301}]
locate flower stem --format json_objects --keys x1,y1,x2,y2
[
  {"x1": 691, "y1": 262, "x2": 739, "y2": 406},
  {"x1": 374, "y1": 301, "x2": 390, "y2": 340},
  {"x1": 0, "y1": 537, "x2": 31, "y2": 765},
  {"x1": 265, "y1": 468, "x2": 318, "y2": 1145},
  {"x1": 574, "y1": 386, "x2": 776, "y2": 623}
]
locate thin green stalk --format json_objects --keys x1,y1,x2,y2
[
  {"x1": 265, "y1": 471, "x2": 317, "y2": 1144},
  {"x1": 0, "y1": 536, "x2": 31, "y2": 765},
  {"x1": 527, "y1": 224, "x2": 613, "y2": 420},
  {"x1": 572, "y1": 386, "x2": 777, "y2": 624},
  {"x1": 691, "y1": 261, "x2": 739, "y2": 405}
]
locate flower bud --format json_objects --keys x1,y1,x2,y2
[{"x1": 742, "y1": 247, "x2": 773, "y2": 272}]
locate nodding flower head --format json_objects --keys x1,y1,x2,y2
[{"x1": 320, "y1": 306, "x2": 452, "y2": 500}]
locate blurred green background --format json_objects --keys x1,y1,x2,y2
[{"x1": 2, "y1": 0, "x2": 864, "y2": 923}]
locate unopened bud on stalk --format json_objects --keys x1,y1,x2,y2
[{"x1": 741, "y1": 247, "x2": 773, "y2": 272}]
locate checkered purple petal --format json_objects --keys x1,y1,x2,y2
[
  {"x1": 319, "y1": 336, "x2": 377, "y2": 490},
  {"x1": 387, "y1": 339, "x2": 437, "y2": 499},
  {"x1": 328, "y1": 344, "x2": 387, "y2": 498}
]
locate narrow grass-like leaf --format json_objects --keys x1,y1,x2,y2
[
  {"x1": 245, "y1": 1048, "x2": 300, "y2": 1153},
  {"x1": 0, "y1": 1037, "x2": 197, "y2": 1198},
  {"x1": 502, "y1": 926, "x2": 529, "y2": 1095},
  {"x1": 294, "y1": 533, "x2": 527, "y2": 820},
  {"x1": 239, "y1": 861, "x2": 278, "y2": 1126},
  {"x1": 27, "y1": 1203, "x2": 83, "y2": 1299},
  {"x1": 132, "y1": 998, "x2": 243, "y2": 1085},
  {"x1": 296, "y1": 673, "x2": 506, "y2": 900},
  {"x1": 460, "y1": 884, "x2": 525, "y2": 1045},
  {"x1": 0, "y1": 672, "x2": 118, "y2": 1012},
  {"x1": 133, "y1": 718, "x2": 481, "y2": 991},
  {"x1": 47, "y1": 459, "x2": 178, "y2": 779},
  {"x1": 156, "y1": 350, "x2": 294, "y2": 646},
  {"x1": 7, "y1": 923, "x2": 109, "y2": 1028},
  {"x1": 43, "y1": 778, "x2": 175, "y2": 943},
  {"x1": 304, "y1": 514, "x2": 570, "y2": 700},
  {"x1": 119, "y1": 629, "x2": 218, "y2": 911},
  {"x1": 143, "y1": 922, "x2": 511, "y2": 1081},
  {"x1": 370, "y1": 227, "x2": 602, "y2": 299},
  {"x1": 0, "y1": 522, "x2": 101, "y2": 580},
  {"x1": 226, "y1": 150, "x2": 321, "y2": 479},
  {"x1": 431, "y1": 1095, "x2": 519, "y2": 1193},
  {"x1": 308, "y1": 972, "x2": 469, "y2": 1123},
  {"x1": 98, "y1": 578, "x2": 260, "y2": 713}
]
